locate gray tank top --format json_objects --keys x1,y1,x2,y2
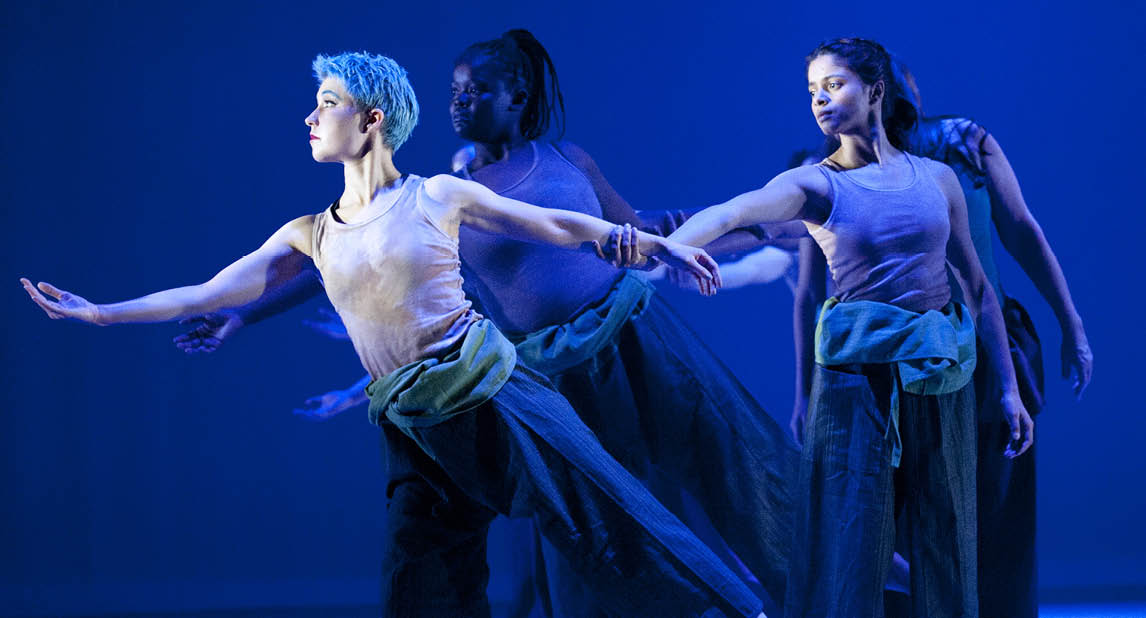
[
  {"x1": 807, "y1": 153, "x2": 952, "y2": 313},
  {"x1": 458, "y1": 141, "x2": 621, "y2": 335},
  {"x1": 311, "y1": 175, "x2": 479, "y2": 378}
]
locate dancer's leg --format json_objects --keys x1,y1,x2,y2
[
  {"x1": 379, "y1": 421, "x2": 497, "y2": 618},
  {"x1": 610, "y1": 298, "x2": 799, "y2": 611},
  {"x1": 898, "y1": 383, "x2": 978, "y2": 618},
  {"x1": 398, "y1": 364, "x2": 763, "y2": 618},
  {"x1": 784, "y1": 364, "x2": 897, "y2": 618}
]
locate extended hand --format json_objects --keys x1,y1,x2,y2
[
  {"x1": 653, "y1": 239, "x2": 722, "y2": 296},
  {"x1": 1061, "y1": 333, "x2": 1093, "y2": 401},
  {"x1": 20, "y1": 278, "x2": 102, "y2": 324},
  {"x1": 173, "y1": 312, "x2": 244, "y2": 354},
  {"x1": 293, "y1": 388, "x2": 365, "y2": 420},
  {"x1": 301, "y1": 308, "x2": 350, "y2": 340},
  {"x1": 1001, "y1": 393, "x2": 1034, "y2": 458}
]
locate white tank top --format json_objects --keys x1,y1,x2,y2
[{"x1": 311, "y1": 175, "x2": 480, "y2": 378}]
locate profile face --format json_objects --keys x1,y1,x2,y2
[
  {"x1": 304, "y1": 77, "x2": 369, "y2": 162},
  {"x1": 450, "y1": 60, "x2": 516, "y2": 143},
  {"x1": 807, "y1": 54, "x2": 874, "y2": 137}
]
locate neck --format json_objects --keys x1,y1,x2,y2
[
  {"x1": 340, "y1": 146, "x2": 403, "y2": 211},
  {"x1": 470, "y1": 133, "x2": 530, "y2": 172},
  {"x1": 831, "y1": 114, "x2": 900, "y2": 169}
]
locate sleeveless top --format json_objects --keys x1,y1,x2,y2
[
  {"x1": 458, "y1": 141, "x2": 622, "y2": 335},
  {"x1": 311, "y1": 175, "x2": 479, "y2": 378},
  {"x1": 807, "y1": 152, "x2": 952, "y2": 313},
  {"x1": 909, "y1": 116, "x2": 1004, "y2": 302}
]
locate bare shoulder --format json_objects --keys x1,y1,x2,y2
[
  {"x1": 771, "y1": 164, "x2": 831, "y2": 200},
  {"x1": 423, "y1": 173, "x2": 472, "y2": 201},
  {"x1": 273, "y1": 214, "x2": 317, "y2": 256},
  {"x1": 423, "y1": 173, "x2": 495, "y2": 211}
]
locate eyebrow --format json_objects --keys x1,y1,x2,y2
[
  {"x1": 808, "y1": 74, "x2": 850, "y2": 87},
  {"x1": 320, "y1": 90, "x2": 342, "y2": 100}
]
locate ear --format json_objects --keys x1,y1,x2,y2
[
  {"x1": 362, "y1": 108, "x2": 385, "y2": 134},
  {"x1": 508, "y1": 88, "x2": 528, "y2": 111},
  {"x1": 869, "y1": 80, "x2": 885, "y2": 105}
]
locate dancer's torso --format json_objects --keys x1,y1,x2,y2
[
  {"x1": 311, "y1": 175, "x2": 479, "y2": 378},
  {"x1": 807, "y1": 152, "x2": 952, "y2": 313},
  {"x1": 459, "y1": 141, "x2": 622, "y2": 335}
]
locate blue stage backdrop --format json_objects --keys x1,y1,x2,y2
[{"x1": 2, "y1": 0, "x2": 1142, "y2": 614}]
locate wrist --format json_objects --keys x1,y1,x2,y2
[
  {"x1": 93, "y1": 304, "x2": 111, "y2": 326},
  {"x1": 1000, "y1": 389, "x2": 1023, "y2": 406},
  {"x1": 1061, "y1": 316, "x2": 1086, "y2": 342},
  {"x1": 638, "y1": 232, "x2": 665, "y2": 258}
]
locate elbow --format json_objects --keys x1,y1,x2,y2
[{"x1": 998, "y1": 214, "x2": 1045, "y2": 254}]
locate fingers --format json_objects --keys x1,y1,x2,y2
[
  {"x1": 610, "y1": 226, "x2": 623, "y2": 267},
  {"x1": 36, "y1": 281, "x2": 66, "y2": 301},
  {"x1": 1003, "y1": 409, "x2": 1035, "y2": 458},
  {"x1": 623, "y1": 223, "x2": 637, "y2": 267},
  {"x1": 697, "y1": 252, "x2": 722, "y2": 289},
  {"x1": 1063, "y1": 344, "x2": 1094, "y2": 401},
  {"x1": 175, "y1": 336, "x2": 220, "y2": 354},
  {"x1": 21, "y1": 278, "x2": 63, "y2": 319},
  {"x1": 1077, "y1": 359, "x2": 1092, "y2": 399},
  {"x1": 591, "y1": 240, "x2": 607, "y2": 261}
]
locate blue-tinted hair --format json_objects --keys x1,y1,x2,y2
[{"x1": 312, "y1": 52, "x2": 420, "y2": 152}]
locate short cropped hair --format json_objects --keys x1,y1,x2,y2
[{"x1": 312, "y1": 52, "x2": 420, "y2": 152}]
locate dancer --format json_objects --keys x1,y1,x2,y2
[
  {"x1": 21, "y1": 51, "x2": 773, "y2": 618},
  {"x1": 621, "y1": 38, "x2": 1034, "y2": 618},
  {"x1": 857, "y1": 59, "x2": 1087, "y2": 617},
  {"x1": 177, "y1": 30, "x2": 802, "y2": 617}
]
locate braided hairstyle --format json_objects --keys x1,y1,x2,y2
[
  {"x1": 805, "y1": 38, "x2": 918, "y2": 151},
  {"x1": 455, "y1": 29, "x2": 566, "y2": 140}
]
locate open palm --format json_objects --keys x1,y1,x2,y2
[{"x1": 21, "y1": 278, "x2": 101, "y2": 324}]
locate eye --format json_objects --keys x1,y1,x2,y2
[
  {"x1": 322, "y1": 99, "x2": 336, "y2": 107},
  {"x1": 828, "y1": 81, "x2": 842, "y2": 90}
]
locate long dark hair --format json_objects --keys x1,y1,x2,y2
[
  {"x1": 455, "y1": 29, "x2": 566, "y2": 140},
  {"x1": 805, "y1": 38, "x2": 918, "y2": 151}
]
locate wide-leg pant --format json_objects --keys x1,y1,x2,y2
[
  {"x1": 377, "y1": 362, "x2": 762, "y2": 618},
  {"x1": 975, "y1": 297, "x2": 1042, "y2": 618},
  {"x1": 534, "y1": 296, "x2": 799, "y2": 617},
  {"x1": 785, "y1": 363, "x2": 978, "y2": 618}
]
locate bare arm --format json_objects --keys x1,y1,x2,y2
[
  {"x1": 790, "y1": 237, "x2": 827, "y2": 443},
  {"x1": 982, "y1": 133, "x2": 1092, "y2": 398},
  {"x1": 23, "y1": 215, "x2": 314, "y2": 326},
  {"x1": 666, "y1": 166, "x2": 829, "y2": 248},
  {"x1": 424, "y1": 174, "x2": 721, "y2": 288},
  {"x1": 555, "y1": 142, "x2": 794, "y2": 257},
  {"x1": 935, "y1": 162, "x2": 1033, "y2": 456}
]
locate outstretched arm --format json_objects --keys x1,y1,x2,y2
[
  {"x1": 554, "y1": 142, "x2": 795, "y2": 256},
  {"x1": 665, "y1": 166, "x2": 830, "y2": 249},
  {"x1": 981, "y1": 133, "x2": 1092, "y2": 398},
  {"x1": 936, "y1": 162, "x2": 1033, "y2": 457},
  {"x1": 424, "y1": 174, "x2": 721, "y2": 290},
  {"x1": 23, "y1": 215, "x2": 314, "y2": 326},
  {"x1": 172, "y1": 270, "x2": 326, "y2": 354}
]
